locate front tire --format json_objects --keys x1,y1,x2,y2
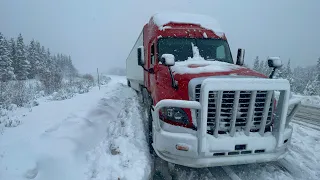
[
  {"x1": 141, "y1": 88, "x2": 156, "y2": 155},
  {"x1": 147, "y1": 106, "x2": 155, "y2": 154},
  {"x1": 127, "y1": 79, "x2": 131, "y2": 87}
]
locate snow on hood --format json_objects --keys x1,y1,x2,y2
[
  {"x1": 171, "y1": 60, "x2": 242, "y2": 75},
  {"x1": 170, "y1": 44, "x2": 243, "y2": 75},
  {"x1": 152, "y1": 12, "x2": 225, "y2": 37}
]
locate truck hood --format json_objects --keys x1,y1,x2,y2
[{"x1": 171, "y1": 61, "x2": 267, "y2": 82}]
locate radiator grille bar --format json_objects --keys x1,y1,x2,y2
[
  {"x1": 259, "y1": 91, "x2": 273, "y2": 136},
  {"x1": 244, "y1": 91, "x2": 257, "y2": 136},
  {"x1": 230, "y1": 91, "x2": 240, "y2": 137},
  {"x1": 214, "y1": 92, "x2": 223, "y2": 138}
]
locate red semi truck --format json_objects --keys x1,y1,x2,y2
[{"x1": 126, "y1": 12, "x2": 300, "y2": 168}]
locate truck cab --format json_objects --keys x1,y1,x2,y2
[{"x1": 126, "y1": 12, "x2": 301, "y2": 168}]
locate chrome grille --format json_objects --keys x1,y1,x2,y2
[{"x1": 195, "y1": 84, "x2": 274, "y2": 134}]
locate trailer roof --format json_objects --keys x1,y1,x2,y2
[{"x1": 151, "y1": 12, "x2": 224, "y2": 36}]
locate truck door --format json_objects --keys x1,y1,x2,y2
[{"x1": 148, "y1": 41, "x2": 156, "y2": 92}]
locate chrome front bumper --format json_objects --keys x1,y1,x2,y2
[{"x1": 151, "y1": 78, "x2": 300, "y2": 168}]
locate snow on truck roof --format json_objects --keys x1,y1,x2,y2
[{"x1": 151, "y1": 12, "x2": 224, "y2": 35}]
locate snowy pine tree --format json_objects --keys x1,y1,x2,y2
[
  {"x1": 15, "y1": 34, "x2": 30, "y2": 80},
  {"x1": 253, "y1": 56, "x2": 260, "y2": 72},
  {"x1": 274, "y1": 66, "x2": 286, "y2": 79},
  {"x1": 285, "y1": 59, "x2": 295, "y2": 90},
  {"x1": 27, "y1": 39, "x2": 39, "y2": 79},
  {"x1": 35, "y1": 41, "x2": 45, "y2": 76},
  {"x1": 264, "y1": 60, "x2": 272, "y2": 77},
  {"x1": 303, "y1": 76, "x2": 319, "y2": 96},
  {"x1": 9, "y1": 38, "x2": 18, "y2": 76},
  {"x1": 0, "y1": 33, "x2": 15, "y2": 82},
  {"x1": 286, "y1": 59, "x2": 292, "y2": 77},
  {"x1": 46, "y1": 48, "x2": 54, "y2": 72},
  {"x1": 259, "y1": 60, "x2": 265, "y2": 74},
  {"x1": 40, "y1": 46, "x2": 47, "y2": 72}
]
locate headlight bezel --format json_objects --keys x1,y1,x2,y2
[{"x1": 159, "y1": 107, "x2": 189, "y2": 125}]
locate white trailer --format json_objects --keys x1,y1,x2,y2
[{"x1": 126, "y1": 30, "x2": 144, "y2": 92}]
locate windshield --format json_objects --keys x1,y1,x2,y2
[{"x1": 157, "y1": 38, "x2": 233, "y2": 63}]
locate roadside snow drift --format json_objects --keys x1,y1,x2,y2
[{"x1": 0, "y1": 76, "x2": 151, "y2": 180}]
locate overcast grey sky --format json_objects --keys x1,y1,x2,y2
[{"x1": 1, "y1": 0, "x2": 319, "y2": 73}]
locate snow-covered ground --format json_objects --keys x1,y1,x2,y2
[
  {"x1": 1, "y1": 75, "x2": 319, "y2": 180},
  {"x1": 293, "y1": 94, "x2": 320, "y2": 108},
  {"x1": 0, "y1": 76, "x2": 151, "y2": 180},
  {"x1": 275, "y1": 91, "x2": 320, "y2": 108}
]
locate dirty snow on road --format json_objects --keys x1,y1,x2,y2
[{"x1": 0, "y1": 76, "x2": 151, "y2": 180}]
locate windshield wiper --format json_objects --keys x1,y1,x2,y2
[{"x1": 168, "y1": 67, "x2": 178, "y2": 90}]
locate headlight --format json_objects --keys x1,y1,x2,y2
[{"x1": 160, "y1": 107, "x2": 189, "y2": 125}]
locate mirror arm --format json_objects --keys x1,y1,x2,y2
[
  {"x1": 168, "y1": 67, "x2": 178, "y2": 90},
  {"x1": 269, "y1": 67, "x2": 277, "y2": 79},
  {"x1": 141, "y1": 66, "x2": 154, "y2": 74}
]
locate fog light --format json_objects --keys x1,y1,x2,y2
[{"x1": 176, "y1": 143, "x2": 189, "y2": 151}]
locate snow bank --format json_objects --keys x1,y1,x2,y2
[
  {"x1": 293, "y1": 94, "x2": 320, "y2": 108},
  {"x1": 152, "y1": 12, "x2": 224, "y2": 37},
  {"x1": 85, "y1": 83, "x2": 151, "y2": 180},
  {"x1": 171, "y1": 43, "x2": 241, "y2": 74},
  {"x1": 0, "y1": 76, "x2": 151, "y2": 180},
  {"x1": 275, "y1": 91, "x2": 320, "y2": 108}
]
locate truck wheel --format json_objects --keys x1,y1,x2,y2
[
  {"x1": 127, "y1": 80, "x2": 131, "y2": 87},
  {"x1": 147, "y1": 106, "x2": 155, "y2": 155}
]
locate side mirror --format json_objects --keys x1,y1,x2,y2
[
  {"x1": 267, "y1": 56, "x2": 282, "y2": 79},
  {"x1": 137, "y1": 46, "x2": 144, "y2": 66},
  {"x1": 236, "y1": 48, "x2": 245, "y2": 66},
  {"x1": 161, "y1": 54, "x2": 175, "y2": 66},
  {"x1": 267, "y1": 57, "x2": 282, "y2": 68}
]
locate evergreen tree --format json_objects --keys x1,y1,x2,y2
[
  {"x1": 264, "y1": 60, "x2": 272, "y2": 77},
  {"x1": 274, "y1": 66, "x2": 286, "y2": 79},
  {"x1": 52, "y1": 54, "x2": 62, "y2": 74},
  {"x1": 15, "y1": 34, "x2": 30, "y2": 80},
  {"x1": 27, "y1": 39, "x2": 39, "y2": 79},
  {"x1": 286, "y1": 59, "x2": 292, "y2": 77},
  {"x1": 9, "y1": 38, "x2": 18, "y2": 76},
  {"x1": 39, "y1": 45, "x2": 47, "y2": 73},
  {"x1": 45, "y1": 48, "x2": 52, "y2": 72},
  {"x1": 253, "y1": 56, "x2": 260, "y2": 72},
  {"x1": 258, "y1": 60, "x2": 265, "y2": 74},
  {"x1": 67, "y1": 55, "x2": 78, "y2": 77},
  {"x1": 303, "y1": 76, "x2": 319, "y2": 96},
  {"x1": 285, "y1": 59, "x2": 295, "y2": 89},
  {"x1": 35, "y1": 41, "x2": 44, "y2": 76},
  {"x1": 0, "y1": 33, "x2": 15, "y2": 82}
]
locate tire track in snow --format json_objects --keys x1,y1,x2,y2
[{"x1": 221, "y1": 166, "x2": 241, "y2": 180}]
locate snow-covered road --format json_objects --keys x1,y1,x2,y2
[{"x1": 1, "y1": 75, "x2": 319, "y2": 180}]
